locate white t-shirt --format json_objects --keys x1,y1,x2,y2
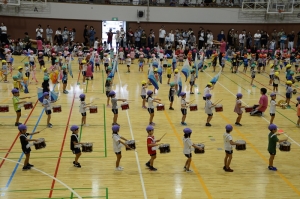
[
  {"x1": 29, "y1": 55, "x2": 35, "y2": 62},
  {"x1": 169, "y1": 33, "x2": 174, "y2": 42},
  {"x1": 181, "y1": 99, "x2": 186, "y2": 109},
  {"x1": 36, "y1": 28, "x2": 43, "y2": 37},
  {"x1": 183, "y1": 137, "x2": 193, "y2": 154},
  {"x1": 270, "y1": 100, "x2": 276, "y2": 114},
  {"x1": 159, "y1": 29, "x2": 166, "y2": 38},
  {"x1": 0, "y1": 26, "x2": 7, "y2": 34},
  {"x1": 82, "y1": 64, "x2": 87, "y2": 72},
  {"x1": 203, "y1": 87, "x2": 210, "y2": 97},
  {"x1": 43, "y1": 98, "x2": 51, "y2": 110},
  {"x1": 273, "y1": 77, "x2": 279, "y2": 84},
  {"x1": 112, "y1": 134, "x2": 122, "y2": 153},
  {"x1": 79, "y1": 101, "x2": 86, "y2": 113},
  {"x1": 147, "y1": 97, "x2": 154, "y2": 108},
  {"x1": 269, "y1": 68, "x2": 274, "y2": 75},
  {"x1": 254, "y1": 33, "x2": 261, "y2": 41},
  {"x1": 141, "y1": 86, "x2": 146, "y2": 95},
  {"x1": 205, "y1": 100, "x2": 213, "y2": 114},
  {"x1": 223, "y1": 132, "x2": 233, "y2": 151},
  {"x1": 94, "y1": 41, "x2": 99, "y2": 49}
]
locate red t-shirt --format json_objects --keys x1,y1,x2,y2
[
  {"x1": 147, "y1": 136, "x2": 156, "y2": 155},
  {"x1": 37, "y1": 40, "x2": 43, "y2": 51},
  {"x1": 220, "y1": 41, "x2": 226, "y2": 53},
  {"x1": 258, "y1": 94, "x2": 268, "y2": 112}
]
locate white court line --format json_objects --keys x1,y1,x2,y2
[
  {"x1": 204, "y1": 71, "x2": 300, "y2": 147},
  {"x1": 0, "y1": 157, "x2": 82, "y2": 199},
  {"x1": 117, "y1": 70, "x2": 148, "y2": 199}
]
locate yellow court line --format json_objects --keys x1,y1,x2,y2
[
  {"x1": 163, "y1": 111, "x2": 213, "y2": 199},
  {"x1": 218, "y1": 112, "x2": 300, "y2": 196}
]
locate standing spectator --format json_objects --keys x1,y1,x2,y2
[
  {"x1": 261, "y1": 31, "x2": 268, "y2": 48},
  {"x1": 89, "y1": 26, "x2": 96, "y2": 47},
  {"x1": 107, "y1": 29, "x2": 114, "y2": 49},
  {"x1": 126, "y1": 28, "x2": 134, "y2": 47},
  {"x1": 141, "y1": 30, "x2": 147, "y2": 47},
  {"x1": 23, "y1": 32, "x2": 31, "y2": 50},
  {"x1": 271, "y1": 29, "x2": 278, "y2": 48},
  {"x1": 217, "y1": 30, "x2": 226, "y2": 42},
  {"x1": 206, "y1": 31, "x2": 213, "y2": 47},
  {"x1": 239, "y1": 30, "x2": 246, "y2": 48},
  {"x1": 70, "y1": 28, "x2": 76, "y2": 42},
  {"x1": 0, "y1": 23, "x2": 8, "y2": 44},
  {"x1": 254, "y1": 30, "x2": 261, "y2": 48},
  {"x1": 148, "y1": 32, "x2": 154, "y2": 49},
  {"x1": 119, "y1": 28, "x2": 126, "y2": 48},
  {"x1": 297, "y1": 31, "x2": 300, "y2": 49},
  {"x1": 46, "y1": 25, "x2": 53, "y2": 45},
  {"x1": 175, "y1": 29, "x2": 181, "y2": 48},
  {"x1": 233, "y1": 30, "x2": 239, "y2": 50},
  {"x1": 280, "y1": 32, "x2": 287, "y2": 50},
  {"x1": 159, "y1": 25, "x2": 166, "y2": 47},
  {"x1": 55, "y1": 28, "x2": 63, "y2": 45},
  {"x1": 115, "y1": 30, "x2": 120, "y2": 49},
  {"x1": 198, "y1": 29, "x2": 205, "y2": 49},
  {"x1": 227, "y1": 29, "x2": 234, "y2": 47},
  {"x1": 36, "y1": 24, "x2": 43, "y2": 39},
  {"x1": 246, "y1": 31, "x2": 252, "y2": 49},
  {"x1": 169, "y1": 30, "x2": 174, "y2": 47},
  {"x1": 134, "y1": 29, "x2": 141, "y2": 48},
  {"x1": 287, "y1": 31, "x2": 295, "y2": 50},
  {"x1": 83, "y1": 25, "x2": 89, "y2": 46},
  {"x1": 62, "y1": 27, "x2": 69, "y2": 44}
]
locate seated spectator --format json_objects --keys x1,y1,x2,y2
[{"x1": 170, "y1": 0, "x2": 176, "y2": 6}]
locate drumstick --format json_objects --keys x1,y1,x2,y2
[
  {"x1": 213, "y1": 99, "x2": 223, "y2": 105},
  {"x1": 187, "y1": 99, "x2": 195, "y2": 104},
  {"x1": 159, "y1": 133, "x2": 167, "y2": 141},
  {"x1": 38, "y1": 127, "x2": 48, "y2": 132}
]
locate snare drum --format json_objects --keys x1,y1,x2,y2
[
  {"x1": 121, "y1": 103, "x2": 129, "y2": 110},
  {"x1": 189, "y1": 104, "x2": 198, "y2": 111},
  {"x1": 194, "y1": 143, "x2": 205, "y2": 154},
  {"x1": 52, "y1": 105, "x2": 61, "y2": 113},
  {"x1": 82, "y1": 143, "x2": 93, "y2": 152},
  {"x1": 245, "y1": 106, "x2": 253, "y2": 113},
  {"x1": 0, "y1": 105, "x2": 9, "y2": 112},
  {"x1": 89, "y1": 106, "x2": 98, "y2": 113},
  {"x1": 159, "y1": 144, "x2": 171, "y2": 154},
  {"x1": 125, "y1": 140, "x2": 136, "y2": 151},
  {"x1": 279, "y1": 141, "x2": 291, "y2": 152},
  {"x1": 157, "y1": 104, "x2": 165, "y2": 111},
  {"x1": 24, "y1": 102, "x2": 33, "y2": 110},
  {"x1": 235, "y1": 140, "x2": 246, "y2": 150},
  {"x1": 215, "y1": 104, "x2": 223, "y2": 112},
  {"x1": 34, "y1": 138, "x2": 46, "y2": 150}
]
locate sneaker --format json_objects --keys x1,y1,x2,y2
[
  {"x1": 22, "y1": 166, "x2": 31, "y2": 170},
  {"x1": 27, "y1": 163, "x2": 34, "y2": 167},
  {"x1": 206, "y1": 123, "x2": 211, "y2": 126},
  {"x1": 150, "y1": 122, "x2": 155, "y2": 126},
  {"x1": 183, "y1": 166, "x2": 187, "y2": 171},
  {"x1": 268, "y1": 166, "x2": 277, "y2": 171},
  {"x1": 49, "y1": 123, "x2": 53, "y2": 126},
  {"x1": 15, "y1": 122, "x2": 21, "y2": 126},
  {"x1": 225, "y1": 168, "x2": 233, "y2": 172},
  {"x1": 235, "y1": 123, "x2": 242, "y2": 126},
  {"x1": 223, "y1": 166, "x2": 226, "y2": 170},
  {"x1": 181, "y1": 122, "x2": 187, "y2": 126},
  {"x1": 186, "y1": 169, "x2": 193, "y2": 173},
  {"x1": 190, "y1": 92, "x2": 194, "y2": 94},
  {"x1": 115, "y1": 167, "x2": 123, "y2": 171},
  {"x1": 169, "y1": 107, "x2": 174, "y2": 110},
  {"x1": 73, "y1": 161, "x2": 80, "y2": 165},
  {"x1": 47, "y1": 124, "x2": 52, "y2": 128},
  {"x1": 119, "y1": 166, "x2": 124, "y2": 169},
  {"x1": 74, "y1": 163, "x2": 81, "y2": 168},
  {"x1": 149, "y1": 166, "x2": 157, "y2": 171},
  {"x1": 145, "y1": 162, "x2": 151, "y2": 168},
  {"x1": 106, "y1": 105, "x2": 111, "y2": 107},
  {"x1": 142, "y1": 106, "x2": 147, "y2": 109}
]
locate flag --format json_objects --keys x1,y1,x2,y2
[
  {"x1": 108, "y1": 55, "x2": 118, "y2": 79},
  {"x1": 157, "y1": 63, "x2": 163, "y2": 84},
  {"x1": 210, "y1": 66, "x2": 222, "y2": 85},
  {"x1": 68, "y1": 55, "x2": 73, "y2": 78},
  {"x1": 37, "y1": 88, "x2": 58, "y2": 103},
  {"x1": 148, "y1": 64, "x2": 159, "y2": 90},
  {"x1": 177, "y1": 73, "x2": 182, "y2": 97},
  {"x1": 194, "y1": 54, "x2": 200, "y2": 78},
  {"x1": 181, "y1": 59, "x2": 190, "y2": 82}
]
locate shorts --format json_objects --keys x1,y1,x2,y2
[
  {"x1": 72, "y1": 148, "x2": 81, "y2": 154},
  {"x1": 22, "y1": 147, "x2": 31, "y2": 154},
  {"x1": 150, "y1": 153, "x2": 157, "y2": 156},
  {"x1": 112, "y1": 109, "x2": 118, "y2": 114},
  {"x1": 273, "y1": 83, "x2": 278, "y2": 87},
  {"x1": 181, "y1": 108, "x2": 187, "y2": 115},
  {"x1": 127, "y1": 65, "x2": 130, "y2": 67},
  {"x1": 106, "y1": 91, "x2": 110, "y2": 97},
  {"x1": 169, "y1": 96, "x2": 174, "y2": 102},
  {"x1": 189, "y1": 81, "x2": 194, "y2": 86},
  {"x1": 212, "y1": 63, "x2": 216, "y2": 67},
  {"x1": 62, "y1": 80, "x2": 67, "y2": 84},
  {"x1": 244, "y1": 64, "x2": 248, "y2": 67},
  {"x1": 115, "y1": 151, "x2": 121, "y2": 155},
  {"x1": 163, "y1": 64, "x2": 167, "y2": 68},
  {"x1": 29, "y1": 61, "x2": 35, "y2": 66},
  {"x1": 25, "y1": 72, "x2": 30, "y2": 77},
  {"x1": 82, "y1": 71, "x2": 86, "y2": 76},
  {"x1": 104, "y1": 63, "x2": 109, "y2": 67},
  {"x1": 141, "y1": 95, "x2": 146, "y2": 99},
  {"x1": 95, "y1": 63, "x2": 100, "y2": 66},
  {"x1": 270, "y1": 113, "x2": 275, "y2": 116},
  {"x1": 148, "y1": 108, "x2": 154, "y2": 114},
  {"x1": 269, "y1": 151, "x2": 276, "y2": 155},
  {"x1": 185, "y1": 153, "x2": 192, "y2": 158},
  {"x1": 159, "y1": 38, "x2": 164, "y2": 44},
  {"x1": 16, "y1": 109, "x2": 21, "y2": 113},
  {"x1": 160, "y1": 58, "x2": 163, "y2": 62},
  {"x1": 167, "y1": 74, "x2": 171, "y2": 78},
  {"x1": 251, "y1": 75, "x2": 255, "y2": 79},
  {"x1": 81, "y1": 112, "x2": 87, "y2": 116},
  {"x1": 203, "y1": 97, "x2": 206, "y2": 101},
  {"x1": 258, "y1": 63, "x2": 263, "y2": 67},
  {"x1": 39, "y1": 60, "x2": 45, "y2": 66},
  {"x1": 286, "y1": 93, "x2": 291, "y2": 99},
  {"x1": 45, "y1": 110, "x2": 52, "y2": 115},
  {"x1": 225, "y1": 150, "x2": 233, "y2": 154},
  {"x1": 207, "y1": 113, "x2": 213, "y2": 116},
  {"x1": 269, "y1": 75, "x2": 274, "y2": 79}
]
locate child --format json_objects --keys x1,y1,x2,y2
[
  {"x1": 1, "y1": 60, "x2": 8, "y2": 83},
  {"x1": 81, "y1": 60, "x2": 87, "y2": 85},
  {"x1": 24, "y1": 62, "x2": 30, "y2": 79},
  {"x1": 153, "y1": 69, "x2": 159, "y2": 94},
  {"x1": 231, "y1": 54, "x2": 237, "y2": 73},
  {"x1": 17, "y1": 66, "x2": 24, "y2": 91},
  {"x1": 189, "y1": 69, "x2": 196, "y2": 94},
  {"x1": 79, "y1": 94, "x2": 92, "y2": 126},
  {"x1": 183, "y1": 128, "x2": 203, "y2": 173},
  {"x1": 296, "y1": 96, "x2": 300, "y2": 127},
  {"x1": 112, "y1": 125, "x2": 130, "y2": 171},
  {"x1": 169, "y1": 82, "x2": 175, "y2": 110},
  {"x1": 146, "y1": 90, "x2": 161, "y2": 126},
  {"x1": 109, "y1": 91, "x2": 127, "y2": 126},
  {"x1": 269, "y1": 92, "x2": 282, "y2": 124},
  {"x1": 273, "y1": 72, "x2": 280, "y2": 92},
  {"x1": 70, "y1": 125, "x2": 85, "y2": 168},
  {"x1": 95, "y1": 54, "x2": 101, "y2": 72},
  {"x1": 38, "y1": 51, "x2": 45, "y2": 70},
  {"x1": 172, "y1": 55, "x2": 177, "y2": 71},
  {"x1": 234, "y1": 93, "x2": 245, "y2": 126},
  {"x1": 12, "y1": 89, "x2": 30, "y2": 126},
  {"x1": 285, "y1": 81, "x2": 293, "y2": 108},
  {"x1": 126, "y1": 54, "x2": 131, "y2": 73},
  {"x1": 203, "y1": 82, "x2": 213, "y2": 101},
  {"x1": 141, "y1": 80, "x2": 147, "y2": 109},
  {"x1": 78, "y1": 52, "x2": 83, "y2": 71},
  {"x1": 166, "y1": 64, "x2": 172, "y2": 84},
  {"x1": 28, "y1": 51, "x2": 36, "y2": 70},
  {"x1": 179, "y1": 92, "x2": 189, "y2": 126},
  {"x1": 62, "y1": 66, "x2": 68, "y2": 94},
  {"x1": 103, "y1": 53, "x2": 109, "y2": 71},
  {"x1": 267, "y1": 124, "x2": 287, "y2": 171},
  {"x1": 223, "y1": 124, "x2": 239, "y2": 172},
  {"x1": 118, "y1": 49, "x2": 124, "y2": 65},
  {"x1": 250, "y1": 64, "x2": 256, "y2": 86},
  {"x1": 138, "y1": 55, "x2": 145, "y2": 72},
  {"x1": 211, "y1": 53, "x2": 218, "y2": 72},
  {"x1": 145, "y1": 125, "x2": 162, "y2": 171},
  {"x1": 243, "y1": 54, "x2": 249, "y2": 73},
  {"x1": 18, "y1": 124, "x2": 41, "y2": 170},
  {"x1": 105, "y1": 78, "x2": 112, "y2": 107},
  {"x1": 257, "y1": 54, "x2": 263, "y2": 73},
  {"x1": 205, "y1": 93, "x2": 216, "y2": 126},
  {"x1": 162, "y1": 55, "x2": 168, "y2": 72},
  {"x1": 42, "y1": 92, "x2": 56, "y2": 128},
  {"x1": 295, "y1": 55, "x2": 300, "y2": 72},
  {"x1": 269, "y1": 64, "x2": 275, "y2": 86},
  {"x1": 13, "y1": 75, "x2": 19, "y2": 90},
  {"x1": 174, "y1": 69, "x2": 179, "y2": 91}
]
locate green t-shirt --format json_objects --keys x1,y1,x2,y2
[
  {"x1": 268, "y1": 132, "x2": 279, "y2": 153},
  {"x1": 13, "y1": 96, "x2": 20, "y2": 111}
]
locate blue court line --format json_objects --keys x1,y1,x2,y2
[{"x1": 0, "y1": 84, "x2": 58, "y2": 193}]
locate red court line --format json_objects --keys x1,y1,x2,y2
[
  {"x1": 0, "y1": 99, "x2": 39, "y2": 168},
  {"x1": 240, "y1": 71, "x2": 297, "y2": 105},
  {"x1": 48, "y1": 72, "x2": 81, "y2": 198}
]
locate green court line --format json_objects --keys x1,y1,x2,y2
[
  {"x1": 7, "y1": 188, "x2": 107, "y2": 192},
  {"x1": 6, "y1": 156, "x2": 106, "y2": 159},
  {"x1": 79, "y1": 125, "x2": 83, "y2": 142},
  {"x1": 36, "y1": 196, "x2": 106, "y2": 199},
  {"x1": 85, "y1": 79, "x2": 89, "y2": 93},
  {"x1": 0, "y1": 151, "x2": 105, "y2": 154},
  {"x1": 102, "y1": 70, "x2": 104, "y2": 94},
  {"x1": 103, "y1": 104, "x2": 107, "y2": 157}
]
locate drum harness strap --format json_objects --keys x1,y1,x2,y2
[{"x1": 72, "y1": 134, "x2": 80, "y2": 148}]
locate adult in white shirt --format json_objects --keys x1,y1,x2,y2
[
  {"x1": 169, "y1": 30, "x2": 175, "y2": 46},
  {"x1": 254, "y1": 30, "x2": 261, "y2": 48},
  {"x1": 36, "y1": 24, "x2": 43, "y2": 39},
  {"x1": 239, "y1": 30, "x2": 246, "y2": 48},
  {"x1": 159, "y1": 25, "x2": 166, "y2": 47},
  {"x1": 0, "y1": 22, "x2": 8, "y2": 44},
  {"x1": 180, "y1": 37, "x2": 186, "y2": 50},
  {"x1": 206, "y1": 31, "x2": 213, "y2": 47},
  {"x1": 46, "y1": 25, "x2": 53, "y2": 45}
]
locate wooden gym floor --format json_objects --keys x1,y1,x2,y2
[{"x1": 0, "y1": 55, "x2": 300, "y2": 199}]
